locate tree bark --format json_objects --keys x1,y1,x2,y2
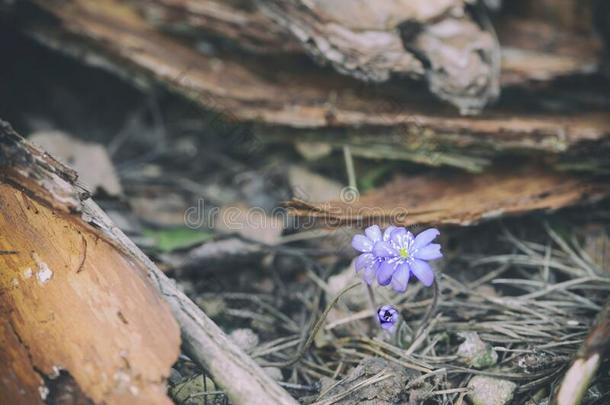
[{"x1": 0, "y1": 120, "x2": 297, "y2": 405}]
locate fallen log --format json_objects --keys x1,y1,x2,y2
[
  {"x1": 129, "y1": 0, "x2": 602, "y2": 106},
  {"x1": 257, "y1": 0, "x2": 500, "y2": 115},
  {"x1": 0, "y1": 125, "x2": 181, "y2": 403},
  {"x1": 12, "y1": 0, "x2": 609, "y2": 173},
  {"x1": 131, "y1": 0, "x2": 300, "y2": 54},
  {"x1": 0, "y1": 120, "x2": 297, "y2": 404}
]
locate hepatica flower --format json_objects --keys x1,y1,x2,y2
[
  {"x1": 377, "y1": 305, "x2": 399, "y2": 330},
  {"x1": 351, "y1": 225, "x2": 396, "y2": 285},
  {"x1": 352, "y1": 225, "x2": 442, "y2": 293}
]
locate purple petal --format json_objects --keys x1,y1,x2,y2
[
  {"x1": 377, "y1": 305, "x2": 399, "y2": 330},
  {"x1": 352, "y1": 234, "x2": 373, "y2": 253},
  {"x1": 390, "y1": 227, "x2": 414, "y2": 250},
  {"x1": 413, "y1": 243, "x2": 443, "y2": 260},
  {"x1": 373, "y1": 241, "x2": 398, "y2": 258},
  {"x1": 377, "y1": 260, "x2": 398, "y2": 286},
  {"x1": 391, "y1": 262, "x2": 411, "y2": 293},
  {"x1": 383, "y1": 225, "x2": 398, "y2": 241},
  {"x1": 355, "y1": 253, "x2": 375, "y2": 272},
  {"x1": 410, "y1": 259, "x2": 435, "y2": 287},
  {"x1": 364, "y1": 225, "x2": 382, "y2": 243},
  {"x1": 413, "y1": 228, "x2": 440, "y2": 250}
]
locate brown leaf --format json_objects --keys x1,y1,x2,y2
[{"x1": 29, "y1": 130, "x2": 123, "y2": 197}]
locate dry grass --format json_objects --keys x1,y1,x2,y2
[{"x1": 185, "y1": 222, "x2": 610, "y2": 404}]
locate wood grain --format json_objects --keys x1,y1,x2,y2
[{"x1": 0, "y1": 183, "x2": 181, "y2": 404}]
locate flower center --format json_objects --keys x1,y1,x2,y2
[{"x1": 399, "y1": 247, "x2": 409, "y2": 258}]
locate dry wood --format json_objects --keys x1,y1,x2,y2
[
  {"x1": 0, "y1": 124, "x2": 181, "y2": 403},
  {"x1": 129, "y1": 0, "x2": 601, "y2": 98},
  {"x1": 130, "y1": 0, "x2": 300, "y2": 53},
  {"x1": 258, "y1": 0, "x2": 499, "y2": 114},
  {"x1": 17, "y1": 0, "x2": 610, "y2": 171},
  {"x1": 285, "y1": 164, "x2": 610, "y2": 227},
  {"x1": 0, "y1": 120, "x2": 297, "y2": 404}
]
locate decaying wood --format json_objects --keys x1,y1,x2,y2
[
  {"x1": 129, "y1": 0, "x2": 601, "y2": 106},
  {"x1": 0, "y1": 121, "x2": 297, "y2": 404},
  {"x1": 285, "y1": 164, "x2": 610, "y2": 227},
  {"x1": 0, "y1": 124, "x2": 181, "y2": 403},
  {"x1": 498, "y1": 17, "x2": 601, "y2": 85},
  {"x1": 15, "y1": 0, "x2": 610, "y2": 172},
  {"x1": 553, "y1": 297, "x2": 610, "y2": 405},
  {"x1": 0, "y1": 185, "x2": 180, "y2": 404},
  {"x1": 130, "y1": 0, "x2": 300, "y2": 53},
  {"x1": 497, "y1": 0, "x2": 602, "y2": 84},
  {"x1": 258, "y1": 0, "x2": 500, "y2": 114}
]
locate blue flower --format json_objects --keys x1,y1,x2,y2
[
  {"x1": 352, "y1": 226, "x2": 442, "y2": 293},
  {"x1": 351, "y1": 225, "x2": 396, "y2": 284},
  {"x1": 374, "y1": 228, "x2": 442, "y2": 292},
  {"x1": 377, "y1": 305, "x2": 399, "y2": 330}
]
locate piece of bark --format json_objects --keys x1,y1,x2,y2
[
  {"x1": 257, "y1": 0, "x2": 500, "y2": 114},
  {"x1": 17, "y1": 0, "x2": 610, "y2": 171},
  {"x1": 132, "y1": 0, "x2": 500, "y2": 114},
  {"x1": 498, "y1": 17, "x2": 601, "y2": 85},
  {"x1": 130, "y1": 0, "x2": 300, "y2": 53},
  {"x1": 285, "y1": 164, "x2": 610, "y2": 227},
  {"x1": 0, "y1": 120, "x2": 297, "y2": 404},
  {"x1": 0, "y1": 128, "x2": 180, "y2": 403},
  {"x1": 553, "y1": 298, "x2": 610, "y2": 405},
  {"x1": 128, "y1": 0, "x2": 600, "y2": 89}
]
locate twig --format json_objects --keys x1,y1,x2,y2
[{"x1": 312, "y1": 371, "x2": 395, "y2": 405}]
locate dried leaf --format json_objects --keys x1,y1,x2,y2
[{"x1": 29, "y1": 130, "x2": 123, "y2": 196}]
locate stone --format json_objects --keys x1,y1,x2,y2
[
  {"x1": 229, "y1": 328, "x2": 260, "y2": 352},
  {"x1": 457, "y1": 332, "x2": 498, "y2": 369},
  {"x1": 467, "y1": 376, "x2": 517, "y2": 405}
]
